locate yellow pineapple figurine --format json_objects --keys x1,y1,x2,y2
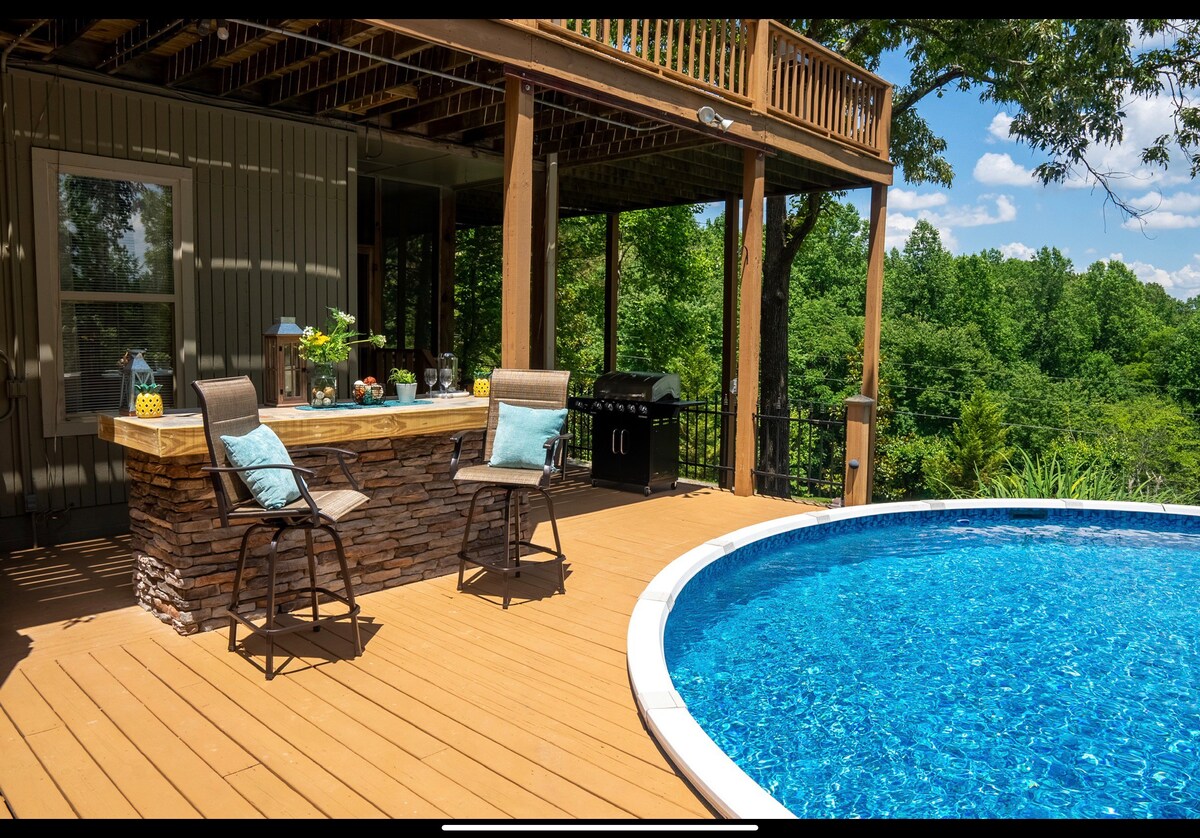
[
  {"x1": 134, "y1": 382, "x2": 164, "y2": 418},
  {"x1": 473, "y1": 370, "x2": 491, "y2": 399}
]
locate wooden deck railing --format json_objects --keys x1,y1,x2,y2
[
  {"x1": 763, "y1": 21, "x2": 890, "y2": 155},
  {"x1": 534, "y1": 18, "x2": 890, "y2": 158}
]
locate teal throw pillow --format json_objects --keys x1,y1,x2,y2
[
  {"x1": 488, "y1": 401, "x2": 568, "y2": 470},
  {"x1": 220, "y1": 424, "x2": 303, "y2": 509}
]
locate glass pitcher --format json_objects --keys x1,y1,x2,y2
[{"x1": 437, "y1": 352, "x2": 458, "y2": 394}]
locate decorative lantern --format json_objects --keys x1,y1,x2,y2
[
  {"x1": 117, "y1": 349, "x2": 155, "y2": 416},
  {"x1": 263, "y1": 316, "x2": 306, "y2": 406}
]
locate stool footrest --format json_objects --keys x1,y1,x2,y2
[{"x1": 228, "y1": 586, "x2": 360, "y2": 639}]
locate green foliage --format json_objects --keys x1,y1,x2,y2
[
  {"x1": 924, "y1": 387, "x2": 1010, "y2": 493},
  {"x1": 453, "y1": 226, "x2": 503, "y2": 382},
  {"x1": 298, "y1": 308, "x2": 385, "y2": 365},
  {"x1": 451, "y1": 189, "x2": 1200, "y2": 507},
  {"x1": 971, "y1": 449, "x2": 1197, "y2": 504},
  {"x1": 388, "y1": 367, "x2": 416, "y2": 385}
]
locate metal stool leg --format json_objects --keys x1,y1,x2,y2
[
  {"x1": 325, "y1": 524, "x2": 362, "y2": 656},
  {"x1": 305, "y1": 527, "x2": 320, "y2": 629},
  {"x1": 538, "y1": 488, "x2": 567, "y2": 595},
  {"x1": 263, "y1": 529, "x2": 282, "y2": 680},
  {"x1": 228, "y1": 523, "x2": 261, "y2": 652},
  {"x1": 459, "y1": 485, "x2": 488, "y2": 591}
]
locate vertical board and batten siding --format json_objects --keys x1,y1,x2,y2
[{"x1": 0, "y1": 68, "x2": 355, "y2": 539}]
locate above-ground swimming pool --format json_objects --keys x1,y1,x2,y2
[{"x1": 626, "y1": 499, "x2": 1200, "y2": 819}]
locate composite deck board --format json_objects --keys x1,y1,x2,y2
[
  {"x1": 18, "y1": 659, "x2": 203, "y2": 819},
  {"x1": 367, "y1": 593, "x2": 658, "y2": 746},
  {"x1": 0, "y1": 479, "x2": 821, "y2": 819},
  {"x1": 319, "y1": 600, "x2": 703, "y2": 812},
  {"x1": 53, "y1": 652, "x2": 263, "y2": 819}
]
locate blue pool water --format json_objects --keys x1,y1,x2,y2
[{"x1": 663, "y1": 509, "x2": 1200, "y2": 818}]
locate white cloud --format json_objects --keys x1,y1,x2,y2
[
  {"x1": 1122, "y1": 189, "x2": 1200, "y2": 229},
  {"x1": 1113, "y1": 252, "x2": 1200, "y2": 300},
  {"x1": 1128, "y1": 190, "x2": 1200, "y2": 213},
  {"x1": 1000, "y1": 242, "x2": 1036, "y2": 260},
  {"x1": 1121, "y1": 211, "x2": 1200, "y2": 231},
  {"x1": 885, "y1": 211, "x2": 958, "y2": 253},
  {"x1": 973, "y1": 152, "x2": 1037, "y2": 186},
  {"x1": 924, "y1": 194, "x2": 1018, "y2": 228},
  {"x1": 987, "y1": 113, "x2": 1014, "y2": 143},
  {"x1": 889, "y1": 188, "x2": 948, "y2": 211}
]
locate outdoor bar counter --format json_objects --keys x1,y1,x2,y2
[{"x1": 97, "y1": 396, "x2": 503, "y2": 635}]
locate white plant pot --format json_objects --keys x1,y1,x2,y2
[{"x1": 395, "y1": 382, "x2": 417, "y2": 404}]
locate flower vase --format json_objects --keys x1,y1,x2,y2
[{"x1": 308, "y1": 361, "x2": 339, "y2": 407}]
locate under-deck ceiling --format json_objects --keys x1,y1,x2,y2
[{"x1": 0, "y1": 18, "x2": 876, "y2": 225}]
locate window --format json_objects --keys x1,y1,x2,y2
[{"x1": 32, "y1": 150, "x2": 195, "y2": 436}]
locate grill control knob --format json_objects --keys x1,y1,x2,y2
[
  {"x1": 639, "y1": 404, "x2": 649, "y2": 415},
  {"x1": 605, "y1": 401, "x2": 614, "y2": 411},
  {"x1": 617, "y1": 402, "x2": 626, "y2": 412}
]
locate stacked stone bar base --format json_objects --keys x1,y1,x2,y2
[{"x1": 125, "y1": 430, "x2": 514, "y2": 635}]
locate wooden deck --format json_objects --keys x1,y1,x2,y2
[{"x1": 0, "y1": 471, "x2": 821, "y2": 820}]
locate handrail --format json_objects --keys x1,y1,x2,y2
[{"x1": 535, "y1": 18, "x2": 891, "y2": 158}]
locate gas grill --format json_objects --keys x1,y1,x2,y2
[{"x1": 568, "y1": 371, "x2": 698, "y2": 496}]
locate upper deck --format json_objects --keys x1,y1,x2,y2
[{"x1": 0, "y1": 18, "x2": 893, "y2": 220}]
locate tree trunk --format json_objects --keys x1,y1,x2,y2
[
  {"x1": 756, "y1": 193, "x2": 824, "y2": 498},
  {"x1": 757, "y1": 196, "x2": 792, "y2": 497}
]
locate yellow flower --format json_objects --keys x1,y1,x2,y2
[{"x1": 314, "y1": 334, "x2": 330, "y2": 345}]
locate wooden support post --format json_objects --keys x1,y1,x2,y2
[
  {"x1": 437, "y1": 186, "x2": 456, "y2": 355},
  {"x1": 501, "y1": 76, "x2": 534, "y2": 369},
  {"x1": 855, "y1": 182, "x2": 888, "y2": 502},
  {"x1": 842, "y1": 395, "x2": 875, "y2": 506},
  {"x1": 734, "y1": 150, "x2": 765, "y2": 497},
  {"x1": 530, "y1": 165, "x2": 547, "y2": 369},
  {"x1": 862, "y1": 184, "x2": 887, "y2": 403},
  {"x1": 746, "y1": 19, "x2": 770, "y2": 113},
  {"x1": 544, "y1": 152, "x2": 559, "y2": 370},
  {"x1": 604, "y1": 212, "x2": 620, "y2": 372},
  {"x1": 719, "y1": 196, "x2": 738, "y2": 490}
]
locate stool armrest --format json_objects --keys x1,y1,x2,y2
[
  {"x1": 290, "y1": 446, "x2": 361, "y2": 490},
  {"x1": 542, "y1": 432, "x2": 572, "y2": 482},
  {"x1": 449, "y1": 430, "x2": 470, "y2": 478}
]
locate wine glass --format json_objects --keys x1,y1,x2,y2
[
  {"x1": 439, "y1": 366, "x2": 454, "y2": 394},
  {"x1": 424, "y1": 367, "x2": 438, "y2": 397}
]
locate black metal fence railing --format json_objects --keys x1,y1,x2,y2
[
  {"x1": 565, "y1": 374, "x2": 845, "y2": 499},
  {"x1": 753, "y1": 401, "x2": 846, "y2": 499},
  {"x1": 566, "y1": 376, "x2": 597, "y2": 465},
  {"x1": 677, "y1": 391, "x2": 733, "y2": 486}
]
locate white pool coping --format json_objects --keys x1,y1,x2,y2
[{"x1": 626, "y1": 498, "x2": 1198, "y2": 819}]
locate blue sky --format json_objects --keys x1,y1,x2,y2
[{"x1": 841, "y1": 50, "x2": 1200, "y2": 302}]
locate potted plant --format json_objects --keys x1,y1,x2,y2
[{"x1": 389, "y1": 367, "x2": 418, "y2": 403}]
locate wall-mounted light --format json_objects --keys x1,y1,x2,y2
[
  {"x1": 196, "y1": 19, "x2": 229, "y2": 40},
  {"x1": 696, "y1": 105, "x2": 734, "y2": 132}
]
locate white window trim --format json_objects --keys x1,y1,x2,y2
[{"x1": 31, "y1": 148, "x2": 196, "y2": 438}]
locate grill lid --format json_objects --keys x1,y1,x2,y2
[{"x1": 593, "y1": 371, "x2": 680, "y2": 401}]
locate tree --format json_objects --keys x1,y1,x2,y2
[
  {"x1": 757, "y1": 19, "x2": 1200, "y2": 495},
  {"x1": 924, "y1": 386, "x2": 1011, "y2": 493}
]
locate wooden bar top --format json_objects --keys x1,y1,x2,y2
[{"x1": 96, "y1": 396, "x2": 490, "y2": 458}]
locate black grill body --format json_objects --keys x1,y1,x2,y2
[{"x1": 569, "y1": 371, "x2": 697, "y2": 496}]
